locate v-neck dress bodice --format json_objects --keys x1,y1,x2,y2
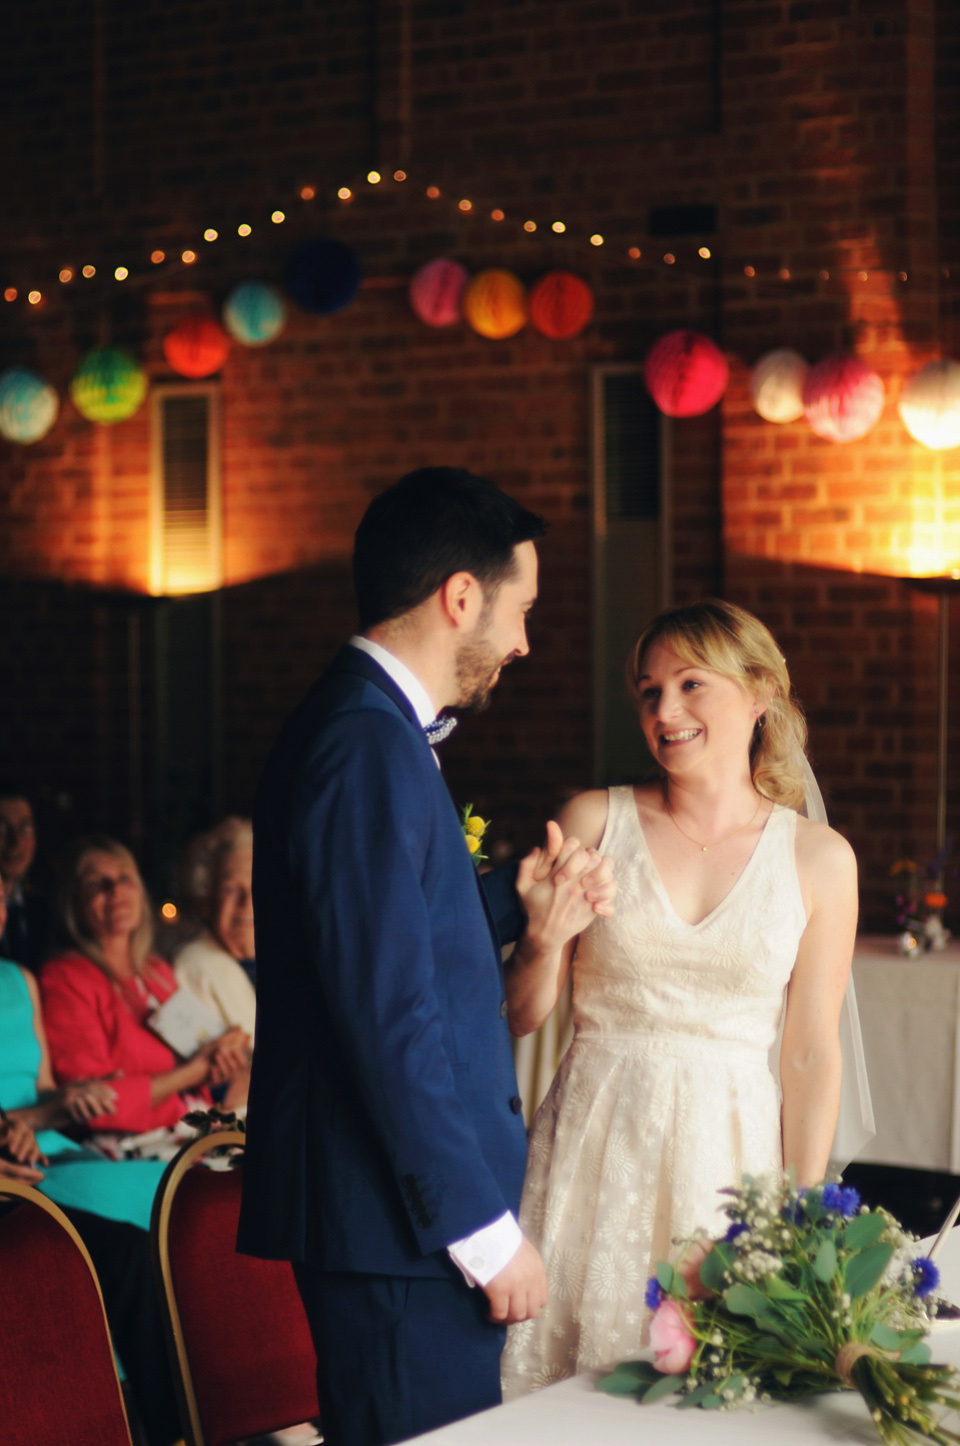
[{"x1": 501, "y1": 785, "x2": 808, "y2": 1396}]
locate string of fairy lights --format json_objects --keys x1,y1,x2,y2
[{"x1": 1, "y1": 164, "x2": 952, "y2": 312}]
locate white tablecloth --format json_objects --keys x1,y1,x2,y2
[
  {"x1": 409, "y1": 1229, "x2": 960, "y2": 1444},
  {"x1": 853, "y1": 935, "x2": 960, "y2": 1172}
]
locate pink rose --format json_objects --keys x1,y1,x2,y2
[{"x1": 649, "y1": 1299, "x2": 696, "y2": 1374}]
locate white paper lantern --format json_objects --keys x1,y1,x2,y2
[
  {"x1": 898, "y1": 360, "x2": 960, "y2": 450},
  {"x1": 749, "y1": 348, "x2": 808, "y2": 424}
]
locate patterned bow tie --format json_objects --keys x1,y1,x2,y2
[{"x1": 423, "y1": 715, "x2": 458, "y2": 746}]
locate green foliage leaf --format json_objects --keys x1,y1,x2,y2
[
  {"x1": 679, "y1": 1382, "x2": 722, "y2": 1409},
  {"x1": 699, "y1": 1244, "x2": 733, "y2": 1294},
  {"x1": 596, "y1": 1362, "x2": 658, "y2": 1396},
  {"x1": 773, "y1": 1367, "x2": 795, "y2": 1386},
  {"x1": 724, "y1": 1283, "x2": 773, "y2": 1319},
  {"x1": 813, "y1": 1238, "x2": 838, "y2": 1283},
  {"x1": 869, "y1": 1321, "x2": 903, "y2": 1351},
  {"x1": 899, "y1": 1342, "x2": 932, "y2": 1365},
  {"x1": 844, "y1": 1242, "x2": 894, "y2": 1298},
  {"x1": 699, "y1": 1393, "x2": 724, "y2": 1409},
  {"x1": 803, "y1": 1193, "x2": 824, "y2": 1224},
  {"x1": 656, "y1": 1262, "x2": 676, "y2": 1293},
  {"x1": 765, "y1": 1277, "x2": 809, "y2": 1302},
  {"x1": 843, "y1": 1212, "x2": 887, "y2": 1249},
  {"x1": 642, "y1": 1374, "x2": 686, "y2": 1403}
]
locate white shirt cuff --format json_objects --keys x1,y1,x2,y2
[{"x1": 447, "y1": 1211, "x2": 523, "y2": 1287}]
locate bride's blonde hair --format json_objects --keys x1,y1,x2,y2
[{"x1": 627, "y1": 599, "x2": 808, "y2": 809}]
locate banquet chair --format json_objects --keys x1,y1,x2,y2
[
  {"x1": 151, "y1": 1128, "x2": 320, "y2": 1446},
  {"x1": 0, "y1": 1176, "x2": 133, "y2": 1446}
]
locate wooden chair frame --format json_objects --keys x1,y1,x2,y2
[
  {"x1": 150, "y1": 1128, "x2": 247, "y2": 1446},
  {"x1": 0, "y1": 1176, "x2": 134, "y2": 1445}
]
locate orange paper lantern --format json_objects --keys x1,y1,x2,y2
[
  {"x1": 462, "y1": 270, "x2": 527, "y2": 339},
  {"x1": 528, "y1": 271, "x2": 594, "y2": 339},
  {"x1": 163, "y1": 316, "x2": 232, "y2": 378}
]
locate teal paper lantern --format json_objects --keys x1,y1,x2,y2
[
  {"x1": 223, "y1": 281, "x2": 288, "y2": 346},
  {"x1": 71, "y1": 347, "x2": 147, "y2": 424},
  {"x1": 0, "y1": 367, "x2": 59, "y2": 443}
]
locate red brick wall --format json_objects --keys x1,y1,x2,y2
[{"x1": 1, "y1": 0, "x2": 957, "y2": 927}]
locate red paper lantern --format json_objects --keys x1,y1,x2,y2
[
  {"x1": 528, "y1": 271, "x2": 594, "y2": 339},
  {"x1": 409, "y1": 258, "x2": 470, "y2": 327},
  {"x1": 163, "y1": 316, "x2": 232, "y2": 379},
  {"x1": 644, "y1": 330, "x2": 728, "y2": 417},
  {"x1": 802, "y1": 355, "x2": 885, "y2": 443},
  {"x1": 462, "y1": 270, "x2": 527, "y2": 339}
]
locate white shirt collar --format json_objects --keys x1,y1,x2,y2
[{"x1": 348, "y1": 636, "x2": 438, "y2": 728}]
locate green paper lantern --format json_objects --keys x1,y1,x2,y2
[
  {"x1": 71, "y1": 347, "x2": 147, "y2": 424},
  {"x1": 0, "y1": 367, "x2": 59, "y2": 443}
]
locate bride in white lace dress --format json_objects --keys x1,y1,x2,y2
[{"x1": 501, "y1": 600, "x2": 859, "y2": 1397}]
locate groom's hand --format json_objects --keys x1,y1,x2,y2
[{"x1": 483, "y1": 1236, "x2": 548, "y2": 1323}]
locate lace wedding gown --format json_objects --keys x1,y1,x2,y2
[{"x1": 501, "y1": 785, "x2": 808, "y2": 1397}]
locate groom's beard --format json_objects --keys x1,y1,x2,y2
[{"x1": 454, "y1": 635, "x2": 516, "y2": 713}]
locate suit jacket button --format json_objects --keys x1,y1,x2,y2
[
  {"x1": 510, "y1": 1095, "x2": 523, "y2": 1114},
  {"x1": 499, "y1": 1000, "x2": 508, "y2": 1018}
]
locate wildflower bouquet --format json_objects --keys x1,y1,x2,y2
[
  {"x1": 461, "y1": 804, "x2": 489, "y2": 867},
  {"x1": 598, "y1": 1174, "x2": 960, "y2": 1445},
  {"x1": 891, "y1": 846, "x2": 953, "y2": 954}
]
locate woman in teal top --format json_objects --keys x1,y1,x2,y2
[{"x1": 0, "y1": 956, "x2": 166, "y2": 1229}]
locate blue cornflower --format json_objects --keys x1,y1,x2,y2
[
  {"x1": 724, "y1": 1221, "x2": 749, "y2": 1243},
  {"x1": 645, "y1": 1277, "x2": 664, "y2": 1312},
  {"x1": 822, "y1": 1183, "x2": 844, "y2": 1213},
  {"x1": 912, "y1": 1257, "x2": 940, "y2": 1299},
  {"x1": 840, "y1": 1186, "x2": 861, "y2": 1217}
]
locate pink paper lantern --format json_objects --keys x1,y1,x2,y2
[
  {"x1": 802, "y1": 355, "x2": 885, "y2": 443},
  {"x1": 409, "y1": 258, "x2": 470, "y2": 327},
  {"x1": 644, "y1": 330, "x2": 728, "y2": 417},
  {"x1": 749, "y1": 348, "x2": 808, "y2": 424},
  {"x1": 898, "y1": 360, "x2": 960, "y2": 450}
]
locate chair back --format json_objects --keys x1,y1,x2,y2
[
  {"x1": 0, "y1": 1177, "x2": 132, "y2": 1446},
  {"x1": 151, "y1": 1129, "x2": 319, "y2": 1446}
]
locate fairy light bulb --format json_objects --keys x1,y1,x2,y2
[
  {"x1": 393, "y1": 169, "x2": 407, "y2": 182},
  {"x1": 300, "y1": 185, "x2": 316, "y2": 200},
  {"x1": 237, "y1": 224, "x2": 251, "y2": 237},
  {"x1": 458, "y1": 199, "x2": 473, "y2": 212},
  {"x1": 523, "y1": 220, "x2": 537, "y2": 233},
  {"x1": 82, "y1": 265, "x2": 96, "y2": 278},
  {"x1": 426, "y1": 185, "x2": 441, "y2": 199},
  {"x1": 491, "y1": 208, "x2": 505, "y2": 222},
  {"x1": 338, "y1": 187, "x2": 353, "y2": 201},
  {"x1": 114, "y1": 266, "x2": 129, "y2": 280},
  {"x1": 28, "y1": 290, "x2": 41, "y2": 305},
  {"x1": 628, "y1": 246, "x2": 642, "y2": 260},
  {"x1": 271, "y1": 210, "x2": 285, "y2": 224},
  {"x1": 590, "y1": 234, "x2": 604, "y2": 247},
  {"x1": 59, "y1": 268, "x2": 74, "y2": 283},
  {"x1": 698, "y1": 246, "x2": 711, "y2": 259},
  {"x1": 663, "y1": 252, "x2": 676, "y2": 265},
  {"x1": 552, "y1": 221, "x2": 566, "y2": 233},
  {"x1": 4, "y1": 288, "x2": 17, "y2": 302},
  {"x1": 367, "y1": 170, "x2": 381, "y2": 184},
  {"x1": 204, "y1": 228, "x2": 218, "y2": 242},
  {"x1": 151, "y1": 250, "x2": 165, "y2": 264},
  {"x1": 182, "y1": 249, "x2": 197, "y2": 264}
]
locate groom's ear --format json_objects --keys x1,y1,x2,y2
[{"x1": 439, "y1": 571, "x2": 484, "y2": 628}]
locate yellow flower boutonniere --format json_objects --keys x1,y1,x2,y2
[{"x1": 461, "y1": 804, "x2": 489, "y2": 868}]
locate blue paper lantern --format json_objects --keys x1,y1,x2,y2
[
  {"x1": 284, "y1": 238, "x2": 361, "y2": 315},
  {"x1": 223, "y1": 281, "x2": 288, "y2": 346},
  {"x1": 0, "y1": 367, "x2": 59, "y2": 443}
]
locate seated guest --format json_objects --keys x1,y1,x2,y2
[
  {"x1": 173, "y1": 817, "x2": 257, "y2": 1038},
  {"x1": 0, "y1": 783, "x2": 55, "y2": 971},
  {"x1": 0, "y1": 882, "x2": 181, "y2": 1445},
  {"x1": 40, "y1": 834, "x2": 249, "y2": 1135}
]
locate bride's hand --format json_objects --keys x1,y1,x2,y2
[{"x1": 516, "y1": 826, "x2": 616, "y2": 951}]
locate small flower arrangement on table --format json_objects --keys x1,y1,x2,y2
[
  {"x1": 461, "y1": 804, "x2": 489, "y2": 868},
  {"x1": 891, "y1": 848, "x2": 953, "y2": 955},
  {"x1": 599, "y1": 1174, "x2": 960, "y2": 1445}
]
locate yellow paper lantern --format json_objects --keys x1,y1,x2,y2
[{"x1": 462, "y1": 270, "x2": 527, "y2": 339}]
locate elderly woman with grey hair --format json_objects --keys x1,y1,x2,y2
[{"x1": 173, "y1": 817, "x2": 257, "y2": 1038}]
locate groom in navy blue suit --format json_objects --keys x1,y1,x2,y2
[{"x1": 239, "y1": 467, "x2": 610, "y2": 1444}]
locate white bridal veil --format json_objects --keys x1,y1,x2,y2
[{"x1": 790, "y1": 753, "x2": 876, "y2": 1169}]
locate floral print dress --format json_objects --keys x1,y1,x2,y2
[{"x1": 501, "y1": 786, "x2": 808, "y2": 1396}]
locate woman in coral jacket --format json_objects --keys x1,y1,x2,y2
[{"x1": 40, "y1": 834, "x2": 249, "y2": 1135}]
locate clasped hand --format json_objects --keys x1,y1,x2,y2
[{"x1": 516, "y1": 820, "x2": 616, "y2": 950}]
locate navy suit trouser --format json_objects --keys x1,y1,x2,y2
[{"x1": 293, "y1": 1265, "x2": 506, "y2": 1445}]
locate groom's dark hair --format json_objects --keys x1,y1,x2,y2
[{"x1": 353, "y1": 466, "x2": 546, "y2": 630}]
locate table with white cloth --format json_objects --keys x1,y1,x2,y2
[
  {"x1": 408, "y1": 1228, "x2": 960, "y2": 1444},
  {"x1": 852, "y1": 934, "x2": 960, "y2": 1173}
]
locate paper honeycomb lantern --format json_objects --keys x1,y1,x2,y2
[
  {"x1": 285, "y1": 238, "x2": 361, "y2": 315},
  {"x1": 0, "y1": 367, "x2": 59, "y2": 443},
  {"x1": 70, "y1": 348, "x2": 147, "y2": 424},
  {"x1": 409, "y1": 258, "x2": 470, "y2": 327},
  {"x1": 802, "y1": 355, "x2": 885, "y2": 443},
  {"x1": 644, "y1": 330, "x2": 729, "y2": 417},
  {"x1": 898, "y1": 360, "x2": 960, "y2": 450},
  {"x1": 528, "y1": 271, "x2": 594, "y2": 340},
  {"x1": 223, "y1": 281, "x2": 287, "y2": 346},
  {"x1": 163, "y1": 316, "x2": 232, "y2": 378},
  {"x1": 462, "y1": 270, "x2": 528, "y2": 339},
  {"x1": 749, "y1": 348, "x2": 809, "y2": 424}
]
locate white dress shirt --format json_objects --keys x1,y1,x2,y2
[{"x1": 347, "y1": 636, "x2": 523, "y2": 1286}]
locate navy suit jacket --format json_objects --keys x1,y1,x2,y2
[{"x1": 237, "y1": 646, "x2": 529, "y2": 1278}]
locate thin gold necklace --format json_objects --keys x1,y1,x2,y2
[{"x1": 662, "y1": 787, "x2": 764, "y2": 852}]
